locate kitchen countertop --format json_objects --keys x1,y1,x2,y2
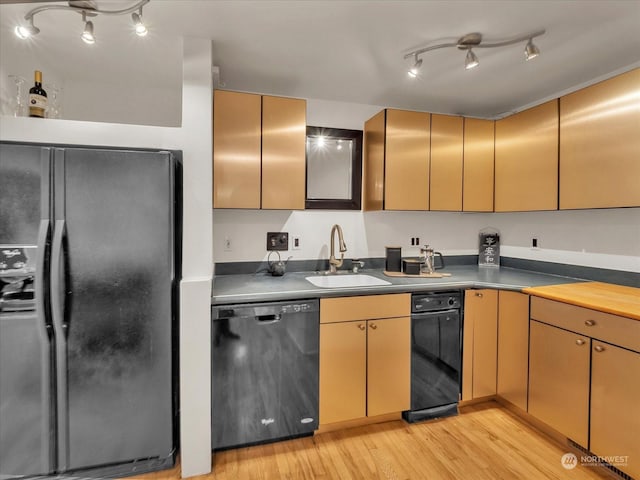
[
  {"x1": 211, "y1": 265, "x2": 582, "y2": 305},
  {"x1": 524, "y1": 281, "x2": 640, "y2": 320}
]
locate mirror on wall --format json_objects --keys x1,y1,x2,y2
[{"x1": 305, "y1": 126, "x2": 362, "y2": 210}]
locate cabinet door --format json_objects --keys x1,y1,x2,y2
[
  {"x1": 463, "y1": 118, "x2": 494, "y2": 212},
  {"x1": 384, "y1": 109, "x2": 430, "y2": 210},
  {"x1": 213, "y1": 90, "x2": 262, "y2": 208},
  {"x1": 363, "y1": 111, "x2": 385, "y2": 211},
  {"x1": 462, "y1": 289, "x2": 498, "y2": 400},
  {"x1": 262, "y1": 96, "x2": 306, "y2": 210},
  {"x1": 497, "y1": 291, "x2": 529, "y2": 410},
  {"x1": 528, "y1": 320, "x2": 590, "y2": 447},
  {"x1": 367, "y1": 317, "x2": 411, "y2": 416},
  {"x1": 495, "y1": 100, "x2": 558, "y2": 212},
  {"x1": 430, "y1": 114, "x2": 463, "y2": 211},
  {"x1": 560, "y1": 68, "x2": 640, "y2": 209},
  {"x1": 319, "y1": 322, "x2": 367, "y2": 424},
  {"x1": 591, "y1": 342, "x2": 640, "y2": 479}
]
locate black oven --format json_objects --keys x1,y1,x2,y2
[{"x1": 403, "y1": 291, "x2": 462, "y2": 423}]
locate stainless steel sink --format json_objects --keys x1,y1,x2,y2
[{"x1": 305, "y1": 274, "x2": 391, "y2": 288}]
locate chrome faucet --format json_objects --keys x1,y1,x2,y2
[{"x1": 329, "y1": 224, "x2": 347, "y2": 273}]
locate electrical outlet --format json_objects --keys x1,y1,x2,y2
[
  {"x1": 266, "y1": 232, "x2": 289, "y2": 251},
  {"x1": 224, "y1": 237, "x2": 232, "y2": 251},
  {"x1": 292, "y1": 236, "x2": 301, "y2": 250}
]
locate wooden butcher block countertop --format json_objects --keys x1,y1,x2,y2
[{"x1": 524, "y1": 281, "x2": 640, "y2": 321}]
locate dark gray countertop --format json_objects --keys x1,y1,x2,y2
[{"x1": 211, "y1": 265, "x2": 582, "y2": 305}]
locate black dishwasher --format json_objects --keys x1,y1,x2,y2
[
  {"x1": 403, "y1": 291, "x2": 462, "y2": 423},
  {"x1": 211, "y1": 299, "x2": 319, "y2": 450}
]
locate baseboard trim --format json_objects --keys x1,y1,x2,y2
[{"x1": 315, "y1": 412, "x2": 402, "y2": 434}]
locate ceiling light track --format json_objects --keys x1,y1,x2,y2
[
  {"x1": 404, "y1": 29, "x2": 545, "y2": 75},
  {"x1": 14, "y1": 0, "x2": 150, "y2": 43}
]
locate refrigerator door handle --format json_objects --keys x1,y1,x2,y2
[
  {"x1": 51, "y1": 218, "x2": 69, "y2": 470},
  {"x1": 51, "y1": 219, "x2": 68, "y2": 334},
  {"x1": 35, "y1": 219, "x2": 51, "y2": 326}
]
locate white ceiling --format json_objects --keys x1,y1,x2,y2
[{"x1": 1, "y1": 0, "x2": 639, "y2": 118}]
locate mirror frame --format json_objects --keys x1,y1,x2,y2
[{"x1": 305, "y1": 126, "x2": 363, "y2": 210}]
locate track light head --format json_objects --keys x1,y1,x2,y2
[
  {"x1": 81, "y1": 15, "x2": 95, "y2": 44},
  {"x1": 524, "y1": 39, "x2": 540, "y2": 61},
  {"x1": 14, "y1": 18, "x2": 39, "y2": 39},
  {"x1": 408, "y1": 56, "x2": 423, "y2": 78},
  {"x1": 132, "y1": 10, "x2": 147, "y2": 36},
  {"x1": 465, "y1": 49, "x2": 479, "y2": 70}
]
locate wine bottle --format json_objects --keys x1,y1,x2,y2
[{"x1": 28, "y1": 70, "x2": 47, "y2": 118}]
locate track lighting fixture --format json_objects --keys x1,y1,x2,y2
[
  {"x1": 408, "y1": 54, "x2": 423, "y2": 78},
  {"x1": 14, "y1": 16, "x2": 40, "y2": 39},
  {"x1": 14, "y1": 0, "x2": 150, "y2": 45},
  {"x1": 524, "y1": 38, "x2": 540, "y2": 61},
  {"x1": 465, "y1": 49, "x2": 479, "y2": 70},
  {"x1": 132, "y1": 10, "x2": 148, "y2": 37},
  {"x1": 404, "y1": 29, "x2": 545, "y2": 75},
  {"x1": 80, "y1": 12, "x2": 95, "y2": 44}
]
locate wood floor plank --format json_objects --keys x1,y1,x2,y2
[{"x1": 134, "y1": 402, "x2": 614, "y2": 480}]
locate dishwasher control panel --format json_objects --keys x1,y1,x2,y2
[{"x1": 412, "y1": 291, "x2": 462, "y2": 313}]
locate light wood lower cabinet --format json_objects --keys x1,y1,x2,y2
[
  {"x1": 590, "y1": 341, "x2": 640, "y2": 479},
  {"x1": 320, "y1": 317, "x2": 411, "y2": 424},
  {"x1": 528, "y1": 320, "x2": 590, "y2": 447},
  {"x1": 319, "y1": 294, "x2": 411, "y2": 425},
  {"x1": 462, "y1": 289, "x2": 498, "y2": 400},
  {"x1": 496, "y1": 291, "x2": 529, "y2": 411},
  {"x1": 367, "y1": 316, "x2": 411, "y2": 417},
  {"x1": 319, "y1": 321, "x2": 367, "y2": 424}
]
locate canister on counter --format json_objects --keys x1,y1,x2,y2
[
  {"x1": 385, "y1": 246, "x2": 402, "y2": 272},
  {"x1": 402, "y1": 259, "x2": 421, "y2": 275}
]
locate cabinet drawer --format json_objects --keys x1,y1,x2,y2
[
  {"x1": 530, "y1": 297, "x2": 640, "y2": 353},
  {"x1": 320, "y1": 294, "x2": 410, "y2": 323}
]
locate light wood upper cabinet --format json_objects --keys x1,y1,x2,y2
[
  {"x1": 528, "y1": 320, "x2": 590, "y2": 448},
  {"x1": 385, "y1": 109, "x2": 431, "y2": 210},
  {"x1": 261, "y1": 96, "x2": 306, "y2": 210},
  {"x1": 363, "y1": 111, "x2": 385, "y2": 211},
  {"x1": 495, "y1": 100, "x2": 559, "y2": 212},
  {"x1": 462, "y1": 289, "x2": 498, "y2": 400},
  {"x1": 319, "y1": 321, "x2": 367, "y2": 424},
  {"x1": 590, "y1": 341, "x2": 640, "y2": 480},
  {"x1": 430, "y1": 114, "x2": 463, "y2": 211},
  {"x1": 213, "y1": 90, "x2": 262, "y2": 208},
  {"x1": 463, "y1": 118, "x2": 495, "y2": 212},
  {"x1": 559, "y1": 68, "x2": 640, "y2": 209},
  {"x1": 213, "y1": 90, "x2": 306, "y2": 210},
  {"x1": 496, "y1": 291, "x2": 529, "y2": 411}
]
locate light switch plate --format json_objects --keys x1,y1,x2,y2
[{"x1": 266, "y1": 232, "x2": 289, "y2": 251}]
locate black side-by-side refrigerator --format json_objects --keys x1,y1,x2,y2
[{"x1": 0, "y1": 142, "x2": 180, "y2": 478}]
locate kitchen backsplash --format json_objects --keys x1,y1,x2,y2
[{"x1": 212, "y1": 207, "x2": 640, "y2": 273}]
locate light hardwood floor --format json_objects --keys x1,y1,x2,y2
[{"x1": 136, "y1": 402, "x2": 614, "y2": 480}]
